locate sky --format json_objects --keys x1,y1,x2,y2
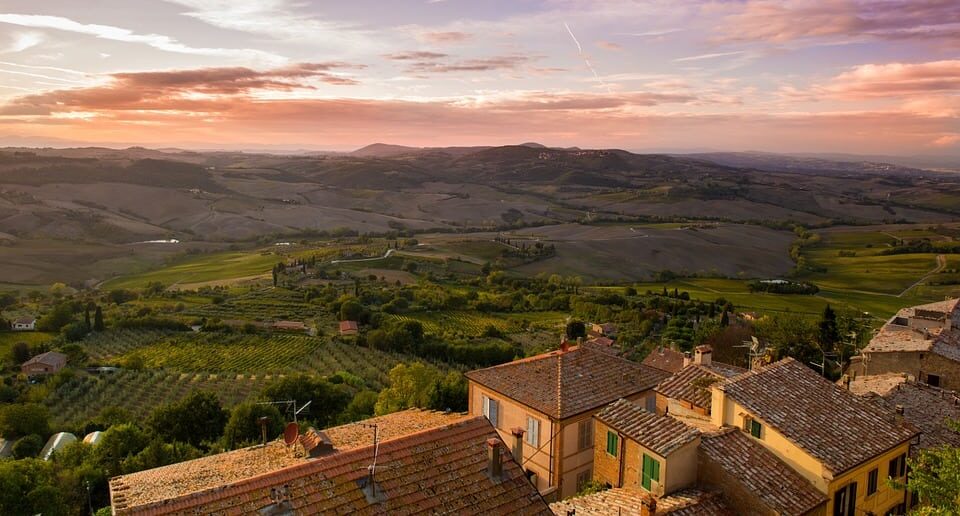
[{"x1": 0, "y1": 0, "x2": 957, "y2": 154}]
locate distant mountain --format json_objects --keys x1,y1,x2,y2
[
  {"x1": 682, "y1": 151, "x2": 933, "y2": 177},
  {"x1": 351, "y1": 143, "x2": 422, "y2": 158}
]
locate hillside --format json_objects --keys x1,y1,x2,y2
[{"x1": 0, "y1": 145, "x2": 959, "y2": 285}]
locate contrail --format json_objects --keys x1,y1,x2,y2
[{"x1": 563, "y1": 22, "x2": 611, "y2": 93}]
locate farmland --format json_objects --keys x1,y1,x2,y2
[
  {"x1": 83, "y1": 330, "x2": 406, "y2": 388},
  {"x1": 390, "y1": 310, "x2": 566, "y2": 338}
]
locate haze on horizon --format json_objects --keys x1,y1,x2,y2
[{"x1": 0, "y1": 0, "x2": 958, "y2": 156}]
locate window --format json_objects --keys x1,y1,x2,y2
[
  {"x1": 605, "y1": 431, "x2": 619, "y2": 457},
  {"x1": 645, "y1": 394, "x2": 656, "y2": 413},
  {"x1": 525, "y1": 416, "x2": 540, "y2": 448},
  {"x1": 577, "y1": 419, "x2": 593, "y2": 451},
  {"x1": 576, "y1": 469, "x2": 592, "y2": 491},
  {"x1": 641, "y1": 453, "x2": 661, "y2": 491},
  {"x1": 833, "y1": 482, "x2": 857, "y2": 516},
  {"x1": 750, "y1": 419, "x2": 762, "y2": 439},
  {"x1": 926, "y1": 373, "x2": 941, "y2": 387},
  {"x1": 481, "y1": 395, "x2": 499, "y2": 428},
  {"x1": 867, "y1": 468, "x2": 878, "y2": 495},
  {"x1": 888, "y1": 453, "x2": 907, "y2": 479}
]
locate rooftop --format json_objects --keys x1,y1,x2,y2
[
  {"x1": 22, "y1": 351, "x2": 67, "y2": 367},
  {"x1": 466, "y1": 345, "x2": 668, "y2": 420},
  {"x1": 699, "y1": 428, "x2": 826, "y2": 516},
  {"x1": 113, "y1": 416, "x2": 550, "y2": 515},
  {"x1": 655, "y1": 364, "x2": 741, "y2": 411},
  {"x1": 862, "y1": 298, "x2": 960, "y2": 358},
  {"x1": 718, "y1": 358, "x2": 919, "y2": 475},
  {"x1": 549, "y1": 487, "x2": 729, "y2": 516},
  {"x1": 642, "y1": 347, "x2": 686, "y2": 373},
  {"x1": 594, "y1": 399, "x2": 700, "y2": 457},
  {"x1": 110, "y1": 409, "x2": 464, "y2": 512},
  {"x1": 851, "y1": 375, "x2": 960, "y2": 450}
]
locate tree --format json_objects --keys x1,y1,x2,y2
[
  {"x1": 565, "y1": 320, "x2": 586, "y2": 340},
  {"x1": 0, "y1": 403, "x2": 49, "y2": 439},
  {"x1": 10, "y1": 341, "x2": 31, "y2": 364},
  {"x1": 429, "y1": 372, "x2": 468, "y2": 412},
  {"x1": 222, "y1": 402, "x2": 285, "y2": 449},
  {"x1": 339, "y1": 299, "x2": 363, "y2": 322},
  {"x1": 11, "y1": 434, "x2": 43, "y2": 459},
  {"x1": 36, "y1": 303, "x2": 75, "y2": 332},
  {"x1": 262, "y1": 375, "x2": 350, "y2": 428},
  {"x1": 94, "y1": 305, "x2": 105, "y2": 331},
  {"x1": 341, "y1": 390, "x2": 378, "y2": 422},
  {"x1": 147, "y1": 391, "x2": 228, "y2": 448},
  {"x1": 92, "y1": 424, "x2": 149, "y2": 477},
  {"x1": 818, "y1": 304, "x2": 840, "y2": 350},
  {"x1": 375, "y1": 362, "x2": 442, "y2": 416},
  {"x1": 720, "y1": 310, "x2": 730, "y2": 327},
  {"x1": 61, "y1": 321, "x2": 88, "y2": 342},
  {"x1": 121, "y1": 438, "x2": 202, "y2": 474},
  {"x1": 906, "y1": 424, "x2": 960, "y2": 514}
]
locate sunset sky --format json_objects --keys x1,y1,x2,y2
[{"x1": 0, "y1": 0, "x2": 957, "y2": 154}]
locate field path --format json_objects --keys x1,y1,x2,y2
[
  {"x1": 898, "y1": 254, "x2": 946, "y2": 297},
  {"x1": 331, "y1": 248, "x2": 395, "y2": 264}
]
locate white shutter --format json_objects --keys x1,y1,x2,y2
[
  {"x1": 526, "y1": 417, "x2": 540, "y2": 447},
  {"x1": 489, "y1": 398, "x2": 499, "y2": 428}
]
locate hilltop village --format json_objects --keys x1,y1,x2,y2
[{"x1": 91, "y1": 298, "x2": 960, "y2": 514}]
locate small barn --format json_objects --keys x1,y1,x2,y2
[
  {"x1": 21, "y1": 351, "x2": 68, "y2": 376},
  {"x1": 12, "y1": 317, "x2": 36, "y2": 331},
  {"x1": 272, "y1": 320, "x2": 307, "y2": 332},
  {"x1": 339, "y1": 320, "x2": 359, "y2": 336}
]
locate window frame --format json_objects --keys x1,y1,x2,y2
[
  {"x1": 577, "y1": 419, "x2": 593, "y2": 451},
  {"x1": 605, "y1": 431, "x2": 619, "y2": 457},
  {"x1": 833, "y1": 481, "x2": 858, "y2": 516},
  {"x1": 888, "y1": 453, "x2": 907, "y2": 479},
  {"x1": 641, "y1": 453, "x2": 661, "y2": 491},
  {"x1": 525, "y1": 416, "x2": 540, "y2": 448},
  {"x1": 750, "y1": 419, "x2": 762, "y2": 439},
  {"x1": 867, "y1": 467, "x2": 878, "y2": 496},
  {"x1": 482, "y1": 395, "x2": 500, "y2": 429}
]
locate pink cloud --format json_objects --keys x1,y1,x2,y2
[
  {"x1": 596, "y1": 41, "x2": 623, "y2": 51},
  {"x1": 418, "y1": 31, "x2": 472, "y2": 44}
]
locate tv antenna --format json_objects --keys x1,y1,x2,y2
[
  {"x1": 360, "y1": 423, "x2": 386, "y2": 503},
  {"x1": 257, "y1": 400, "x2": 312, "y2": 423},
  {"x1": 735, "y1": 336, "x2": 767, "y2": 370}
]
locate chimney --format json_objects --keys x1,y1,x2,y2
[
  {"x1": 841, "y1": 375, "x2": 851, "y2": 390},
  {"x1": 510, "y1": 427, "x2": 525, "y2": 464},
  {"x1": 640, "y1": 494, "x2": 657, "y2": 516},
  {"x1": 576, "y1": 336, "x2": 584, "y2": 346},
  {"x1": 487, "y1": 438, "x2": 504, "y2": 480},
  {"x1": 694, "y1": 345, "x2": 712, "y2": 366},
  {"x1": 258, "y1": 416, "x2": 270, "y2": 446},
  {"x1": 682, "y1": 351, "x2": 692, "y2": 368},
  {"x1": 895, "y1": 405, "x2": 904, "y2": 416},
  {"x1": 561, "y1": 338, "x2": 570, "y2": 353}
]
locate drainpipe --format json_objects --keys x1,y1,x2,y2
[{"x1": 617, "y1": 432, "x2": 626, "y2": 488}]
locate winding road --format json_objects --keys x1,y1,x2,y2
[{"x1": 898, "y1": 254, "x2": 947, "y2": 297}]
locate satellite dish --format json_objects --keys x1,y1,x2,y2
[{"x1": 283, "y1": 422, "x2": 300, "y2": 446}]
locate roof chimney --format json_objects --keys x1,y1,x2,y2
[
  {"x1": 640, "y1": 493, "x2": 657, "y2": 516},
  {"x1": 258, "y1": 416, "x2": 270, "y2": 446},
  {"x1": 694, "y1": 345, "x2": 712, "y2": 366},
  {"x1": 682, "y1": 351, "x2": 692, "y2": 368},
  {"x1": 576, "y1": 336, "x2": 584, "y2": 346},
  {"x1": 487, "y1": 438, "x2": 504, "y2": 480},
  {"x1": 510, "y1": 427, "x2": 525, "y2": 464},
  {"x1": 841, "y1": 375, "x2": 851, "y2": 390},
  {"x1": 895, "y1": 405, "x2": 904, "y2": 416},
  {"x1": 561, "y1": 339, "x2": 570, "y2": 353}
]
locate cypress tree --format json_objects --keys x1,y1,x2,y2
[{"x1": 94, "y1": 306, "x2": 105, "y2": 331}]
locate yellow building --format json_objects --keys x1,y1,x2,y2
[
  {"x1": 465, "y1": 342, "x2": 669, "y2": 500},
  {"x1": 711, "y1": 358, "x2": 920, "y2": 516}
]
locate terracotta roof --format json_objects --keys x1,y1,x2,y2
[
  {"x1": 862, "y1": 298, "x2": 960, "y2": 360},
  {"x1": 699, "y1": 428, "x2": 826, "y2": 516},
  {"x1": 110, "y1": 409, "x2": 464, "y2": 511},
  {"x1": 718, "y1": 358, "x2": 919, "y2": 475},
  {"x1": 549, "y1": 487, "x2": 730, "y2": 515},
  {"x1": 852, "y1": 376, "x2": 960, "y2": 450},
  {"x1": 595, "y1": 399, "x2": 700, "y2": 456},
  {"x1": 643, "y1": 347, "x2": 686, "y2": 373},
  {"x1": 587, "y1": 336, "x2": 614, "y2": 347},
  {"x1": 22, "y1": 351, "x2": 67, "y2": 368},
  {"x1": 340, "y1": 320, "x2": 359, "y2": 331},
  {"x1": 466, "y1": 345, "x2": 669, "y2": 420},
  {"x1": 114, "y1": 416, "x2": 550, "y2": 515},
  {"x1": 656, "y1": 365, "x2": 726, "y2": 410}
]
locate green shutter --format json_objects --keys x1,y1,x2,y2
[
  {"x1": 606, "y1": 431, "x2": 618, "y2": 456},
  {"x1": 750, "y1": 420, "x2": 762, "y2": 438},
  {"x1": 641, "y1": 454, "x2": 659, "y2": 491}
]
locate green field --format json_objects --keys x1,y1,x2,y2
[
  {"x1": 83, "y1": 330, "x2": 405, "y2": 387},
  {"x1": 0, "y1": 331, "x2": 56, "y2": 363},
  {"x1": 101, "y1": 250, "x2": 281, "y2": 290}
]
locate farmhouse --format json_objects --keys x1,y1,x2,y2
[
  {"x1": 464, "y1": 341, "x2": 669, "y2": 500},
  {"x1": 848, "y1": 298, "x2": 960, "y2": 390},
  {"x1": 109, "y1": 410, "x2": 550, "y2": 515},
  {"x1": 654, "y1": 346, "x2": 746, "y2": 422},
  {"x1": 20, "y1": 351, "x2": 67, "y2": 376},
  {"x1": 12, "y1": 316, "x2": 36, "y2": 331},
  {"x1": 339, "y1": 320, "x2": 359, "y2": 336}
]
